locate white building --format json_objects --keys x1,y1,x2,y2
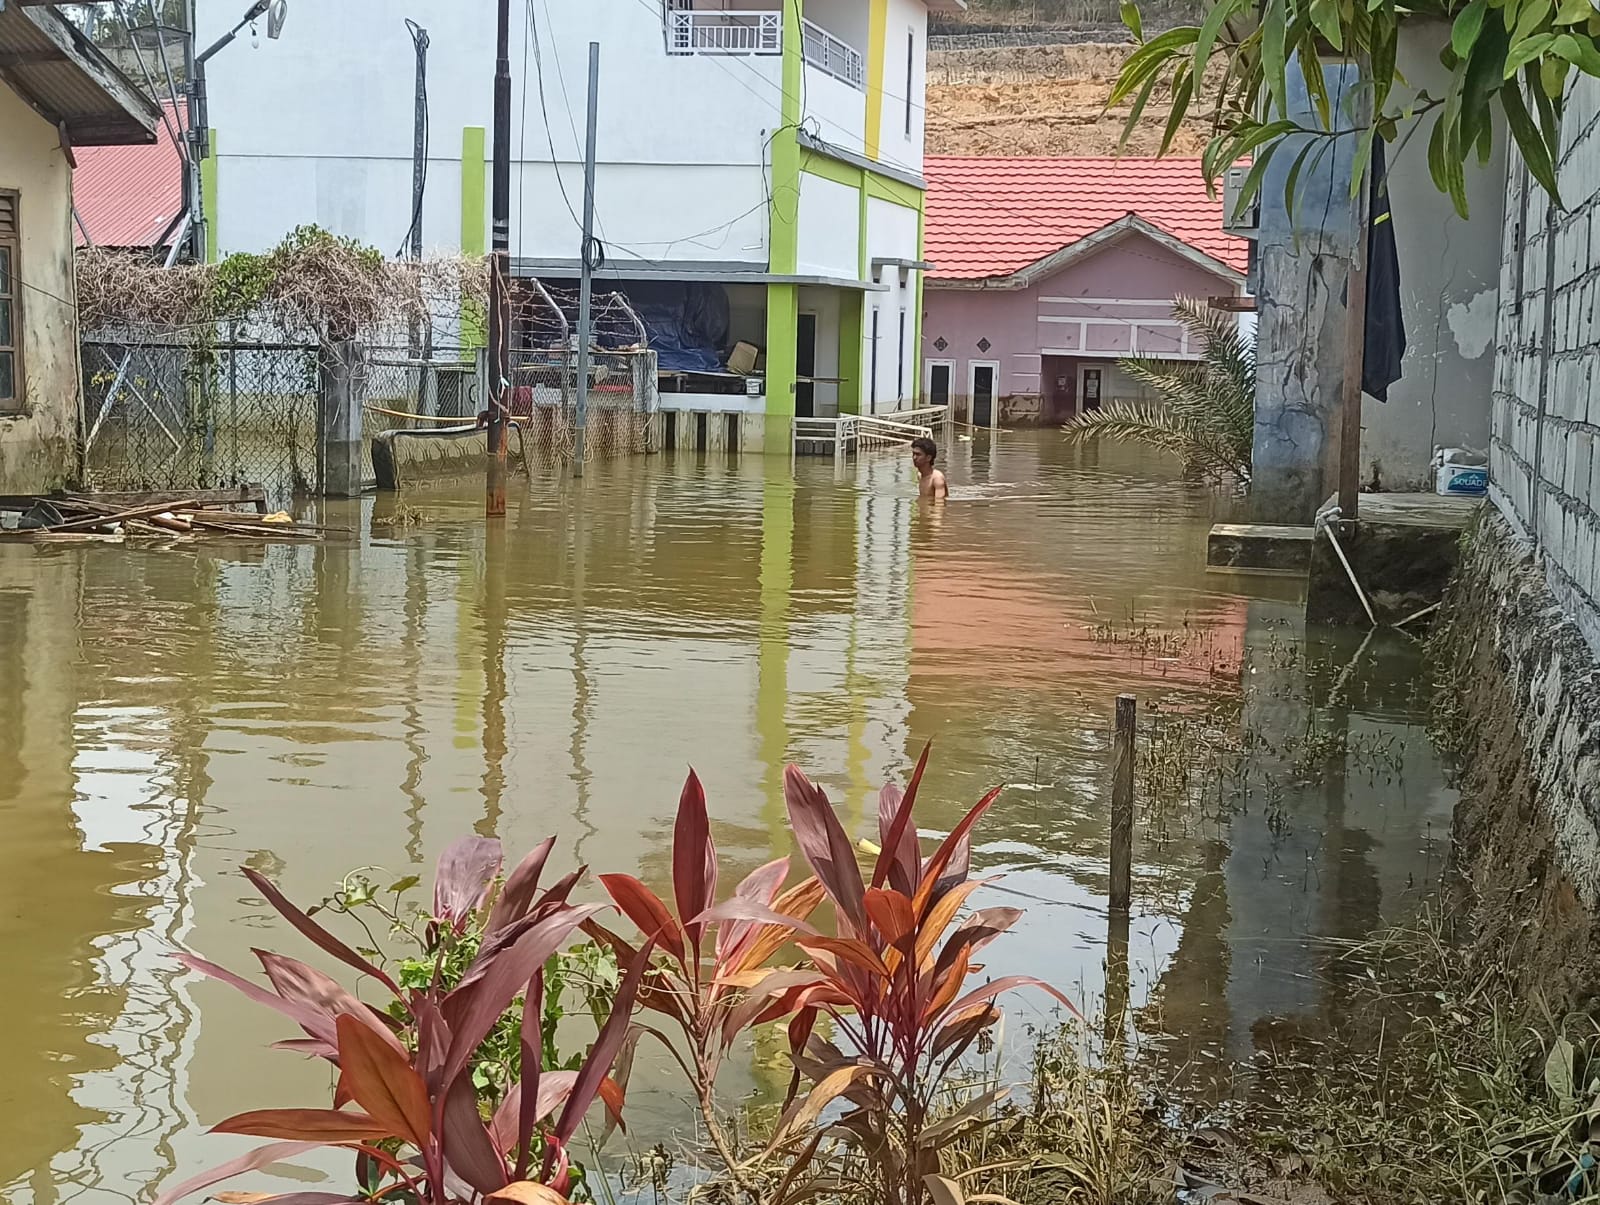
[{"x1": 196, "y1": 0, "x2": 957, "y2": 449}]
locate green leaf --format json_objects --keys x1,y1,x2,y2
[
  {"x1": 1476, "y1": 115, "x2": 1495, "y2": 163},
  {"x1": 1193, "y1": 0, "x2": 1244, "y2": 85},
  {"x1": 1501, "y1": 77, "x2": 1564, "y2": 203},
  {"x1": 1262, "y1": 0, "x2": 1290, "y2": 114},
  {"x1": 1543, "y1": 51, "x2": 1573, "y2": 93},
  {"x1": 387, "y1": 874, "x2": 422, "y2": 895},
  {"x1": 1453, "y1": 0, "x2": 1490, "y2": 56},
  {"x1": 1119, "y1": 71, "x2": 1162, "y2": 147},
  {"x1": 1548, "y1": 1036, "x2": 1578, "y2": 1106},
  {"x1": 1350, "y1": 124, "x2": 1378, "y2": 199},
  {"x1": 1461, "y1": 13, "x2": 1512, "y2": 152},
  {"x1": 1282, "y1": 138, "x2": 1318, "y2": 224},
  {"x1": 1557, "y1": 0, "x2": 1592, "y2": 23},
  {"x1": 1528, "y1": 60, "x2": 1563, "y2": 145},
  {"x1": 1505, "y1": 30, "x2": 1558, "y2": 76},
  {"x1": 1122, "y1": 0, "x2": 1144, "y2": 40},
  {"x1": 1552, "y1": 31, "x2": 1600, "y2": 74},
  {"x1": 1514, "y1": 0, "x2": 1555, "y2": 46},
  {"x1": 1230, "y1": 138, "x2": 1285, "y2": 223},
  {"x1": 1161, "y1": 66, "x2": 1196, "y2": 155},
  {"x1": 1372, "y1": 16, "x2": 1399, "y2": 112},
  {"x1": 1310, "y1": 0, "x2": 1345, "y2": 49},
  {"x1": 1300, "y1": 40, "x2": 1334, "y2": 128},
  {"x1": 1108, "y1": 25, "x2": 1199, "y2": 105}
]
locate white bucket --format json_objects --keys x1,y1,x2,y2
[{"x1": 1433, "y1": 446, "x2": 1488, "y2": 496}]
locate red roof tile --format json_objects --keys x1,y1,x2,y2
[
  {"x1": 73, "y1": 100, "x2": 185, "y2": 250},
  {"x1": 924, "y1": 156, "x2": 1249, "y2": 281}
]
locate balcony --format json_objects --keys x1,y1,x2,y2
[
  {"x1": 661, "y1": 5, "x2": 865, "y2": 91},
  {"x1": 664, "y1": 9, "x2": 781, "y2": 56}
]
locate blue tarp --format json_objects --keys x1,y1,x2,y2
[{"x1": 614, "y1": 281, "x2": 730, "y2": 373}]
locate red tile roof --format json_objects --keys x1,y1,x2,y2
[
  {"x1": 924, "y1": 156, "x2": 1249, "y2": 281},
  {"x1": 73, "y1": 101, "x2": 185, "y2": 249}
]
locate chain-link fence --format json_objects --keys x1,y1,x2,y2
[
  {"x1": 360, "y1": 347, "x2": 480, "y2": 485},
  {"x1": 508, "y1": 348, "x2": 657, "y2": 463},
  {"x1": 82, "y1": 332, "x2": 320, "y2": 502}
]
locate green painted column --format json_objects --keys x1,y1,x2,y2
[
  {"x1": 763, "y1": 0, "x2": 805, "y2": 454},
  {"x1": 755, "y1": 474, "x2": 794, "y2": 847},
  {"x1": 460, "y1": 126, "x2": 487, "y2": 348},
  {"x1": 839, "y1": 291, "x2": 864, "y2": 415},
  {"x1": 200, "y1": 130, "x2": 219, "y2": 263}
]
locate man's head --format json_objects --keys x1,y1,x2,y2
[{"x1": 911, "y1": 437, "x2": 938, "y2": 474}]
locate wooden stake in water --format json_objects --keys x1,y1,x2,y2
[{"x1": 1110, "y1": 693, "x2": 1135, "y2": 915}]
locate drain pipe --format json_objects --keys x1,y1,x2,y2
[{"x1": 1315, "y1": 504, "x2": 1378, "y2": 627}]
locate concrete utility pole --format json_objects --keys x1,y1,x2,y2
[
  {"x1": 485, "y1": 0, "x2": 512, "y2": 516},
  {"x1": 572, "y1": 42, "x2": 600, "y2": 477},
  {"x1": 408, "y1": 21, "x2": 429, "y2": 261}
]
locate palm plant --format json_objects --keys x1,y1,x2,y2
[{"x1": 1062, "y1": 296, "x2": 1255, "y2": 483}]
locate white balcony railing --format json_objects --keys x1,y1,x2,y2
[
  {"x1": 665, "y1": 8, "x2": 782, "y2": 55},
  {"x1": 802, "y1": 17, "x2": 865, "y2": 89}
]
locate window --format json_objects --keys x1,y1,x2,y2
[
  {"x1": 897, "y1": 309, "x2": 907, "y2": 401},
  {"x1": 0, "y1": 192, "x2": 18, "y2": 412},
  {"x1": 870, "y1": 307, "x2": 880, "y2": 414},
  {"x1": 905, "y1": 32, "x2": 915, "y2": 137}
]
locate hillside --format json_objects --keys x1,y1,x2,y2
[{"x1": 924, "y1": 2, "x2": 1213, "y2": 158}]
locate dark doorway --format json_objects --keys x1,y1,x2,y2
[
  {"x1": 1081, "y1": 366, "x2": 1104, "y2": 412},
  {"x1": 929, "y1": 362, "x2": 952, "y2": 408},
  {"x1": 796, "y1": 313, "x2": 817, "y2": 418},
  {"x1": 972, "y1": 364, "x2": 996, "y2": 428},
  {"x1": 1042, "y1": 355, "x2": 1077, "y2": 423}
]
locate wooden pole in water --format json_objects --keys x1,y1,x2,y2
[{"x1": 1110, "y1": 693, "x2": 1136, "y2": 914}]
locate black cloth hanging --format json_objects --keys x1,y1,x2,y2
[{"x1": 1362, "y1": 136, "x2": 1406, "y2": 403}]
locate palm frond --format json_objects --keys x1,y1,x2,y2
[{"x1": 1062, "y1": 296, "x2": 1255, "y2": 482}]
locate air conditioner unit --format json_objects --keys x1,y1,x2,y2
[{"x1": 1222, "y1": 164, "x2": 1259, "y2": 238}]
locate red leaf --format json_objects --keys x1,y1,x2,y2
[
  {"x1": 912, "y1": 786, "x2": 1002, "y2": 918},
  {"x1": 210, "y1": 1108, "x2": 391, "y2": 1143},
  {"x1": 597, "y1": 873, "x2": 686, "y2": 965},
  {"x1": 442, "y1": 1073, "x2": 509, "y2": 1194},
  {"x1": 152, "y1": 1141, "x2": 320, "y2": 1205},
  {"x1": 940, "y1": 975, "x2": 1081, "y2": 1024},
  {"x1": 796, "y1": 935, "x2": 889, "y2": 978},
  {"x1": 718, "y1": 968, "x2": 826, "y2": 1049},
  {"x1": 716, "y1": 855, "x2": 789, "y2": 965},
  {"x1": 672, "y1": 769, "x2": 717, "y2": 953},
  {"x1": 242, "y1": 868, "x2": 400, "y2": 995},
  {"x1": 174, "y1": 952, "x2": 339, "y2": 1048},
  {"x1": 783, "y1": 766, "x2": 868, "y2": 937},
  {"x1": 934, "y1": 907, "x2": 1023, "y2": 981},
  {"x1": 551, "y1": 939, "x2": 657, "y2": 1150},
  {"x1": 514, "y1": 968, "x2": 544, "y2": 1179},
  {"x1": 863, "y1": 888, "x2": 916, "y2": 950},
  {"x1": 486, "y1": 1184, "x2": 570, "y2": 1205},
  {"x1": 487, "y1": 836, "x2": 557, "y2": 933},
  {"x1": 689, "y1": 896, "x2": 819, "y2": 938},
  {"x1": 873, "y1": 743, "x2": 930, "y2": 894},
  {"x1": 211, "y1": 1195, "x2": 362, "y2": 1204},
  {"x1": 333, "y1": 1014, "x2": 431, "y2": 1149},
  {"x1": 435, "y1": 836, "x2": 504, "y2": 929},
  {"x1": 440, "y1": 904, "x2": 609, "y2": 1096},
  {"x1": 255, "y1": 952, "x2": 406, "y2": 1055}
]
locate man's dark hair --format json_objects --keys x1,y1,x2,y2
[{"x1": 911, "y1": 436, "x2": 938, "y2": 462}]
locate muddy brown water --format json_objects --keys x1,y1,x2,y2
[{"x1": 0, "y1": 434, "x2": 1457, "y2": 1203}]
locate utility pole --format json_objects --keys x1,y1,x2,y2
[
  {"x1": 408, "y1": 21, "x2": 429, "y2": 261},
  {"x1": 572, "y1": 42, "x2": 600, "y2": 477},
  {"x1": 485, "y1": 0, "x2": 512, "y2": 516}
]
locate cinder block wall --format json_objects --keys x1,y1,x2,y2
[{"x1": 1492, "y1": 76, "x2": 1600, "y2": 658}]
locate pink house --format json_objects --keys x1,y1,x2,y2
[{"x1": 922, "y1": 157, "x2": 1250, "y2": 426}]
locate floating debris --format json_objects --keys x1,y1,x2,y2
[{"x1": 0, "y1": 489, "x2": 329, "y2": 543}]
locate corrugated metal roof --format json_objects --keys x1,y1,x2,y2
[
  {"x1": 74, "y1": 100, "x2": 184, "y2": 248},
  {"x1": 925, "y1": 156, "x2": 1249, "y2": 281},
  {"x1": 0, "y1": 4, "x2": 160, "y2": 146}
]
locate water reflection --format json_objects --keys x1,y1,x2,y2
[{"x1": 0, "y1": 435, "x2": 1455, "y2": 1201}]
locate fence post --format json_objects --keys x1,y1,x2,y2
[
  {"x1": 632, "y1": 350, "x2": 658, "y2": 453},
  {"x1": 1110, "y1": 693, "x2": 1136, "y2": 914},
  {"x1": 318, "y1": 339, "x2": 366, "y2": 498}
]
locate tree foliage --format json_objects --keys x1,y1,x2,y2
[
  {"x1": 1063, "y1": 297, "x2": 1255, "y2": 482},
  {"x1": 1110, "y1": 0, "x2": 1600, "y2": 217}
]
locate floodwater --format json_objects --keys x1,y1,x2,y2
[{"x1": 0, "y1": 433, "x2": 1458, "y2": 1203}]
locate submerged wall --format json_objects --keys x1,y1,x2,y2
[{"x1": 1434, "y1": 513, "x2": 1600, "y2": 1005}]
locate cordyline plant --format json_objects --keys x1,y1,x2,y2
[
  {"x1": 754, "y1": 749, "x2": 1078, "y2": 1205},
  {"x1": 155, "y1": 836, "x2": 654, "y2": 1205},
  {"x1": 583, "y1": 771, "x2": 827, "y2": 1195}
]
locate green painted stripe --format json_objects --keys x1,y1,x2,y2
[
  {"x1": 866, "y1": 171, "x2": 923, "y2": 212},
  {"x1": 839, "y1": 290, "x2": 864, "y2": 416},
  {"x1": 764, "y1": 0, "x2": 804, "y2": 441},
  {"x1": 460, "y1": 126, "x2": 487, "y2": 348},
  {"x1": 201, "y1": 129, "x2": 219, "y2": 263},
  {"x1": 799, "y1": 149, "x2": 859, "y2": 190}
]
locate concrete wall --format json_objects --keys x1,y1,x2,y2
[
  {"x1": 199, "y1": 0, "x2": 782, "y2": 259},
  {"x1": 1360, "y1": 21, "x2": 1504, "y2": 490},
  {"x1": 874, "y1": 0, "x2": 928, "y2": 175},
  {"x1": 922, "y1": 228, "x2": 1237, "y2": 417},
  {"x1": 865, "y1": 195, "x2": 920, "y2": 411},
  {"x1": 797, "y1": 171, "x2": 861, "y2": 278},
  {"x1": 0, "y1": 85, "x2": 78, "y2": 494},
  {"x1": 1490, "y1": 73, "x2": 1600, "y2": 657}
]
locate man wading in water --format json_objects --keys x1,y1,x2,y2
[{"x1": 911, "y1": 436, "x2": 948, "y2": 501}]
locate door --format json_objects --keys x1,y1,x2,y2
[
  {"x1": 796, "y1": 312, "x2": 817, "y2": 418},
  {"x1": 925, "y1": 359, "x2": 953, "y2": 408},
  {"x1": 1080, "y1": 365, "x2": 1104, "y2": 412},
  {"x1": 969, "y1": 361, "x2": 998, "y2": 429}
]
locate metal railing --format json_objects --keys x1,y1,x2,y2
[
  {"x1": 856, "y1": 413, "x2": 935, "y2": 447},
  {"x1": 665, "y1": 8, "x2": 781, "y2": 55},
  {"x1": 802, "y1": 17, "x2": 865, "y2": 88}
]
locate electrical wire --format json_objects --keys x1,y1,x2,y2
[{"x1": 395, "y1": 18, "x2": 430, "y2": 259}]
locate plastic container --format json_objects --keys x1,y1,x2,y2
[{"x1": 1433, "y1": 447, "x2": 1488, "y2": 497}]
